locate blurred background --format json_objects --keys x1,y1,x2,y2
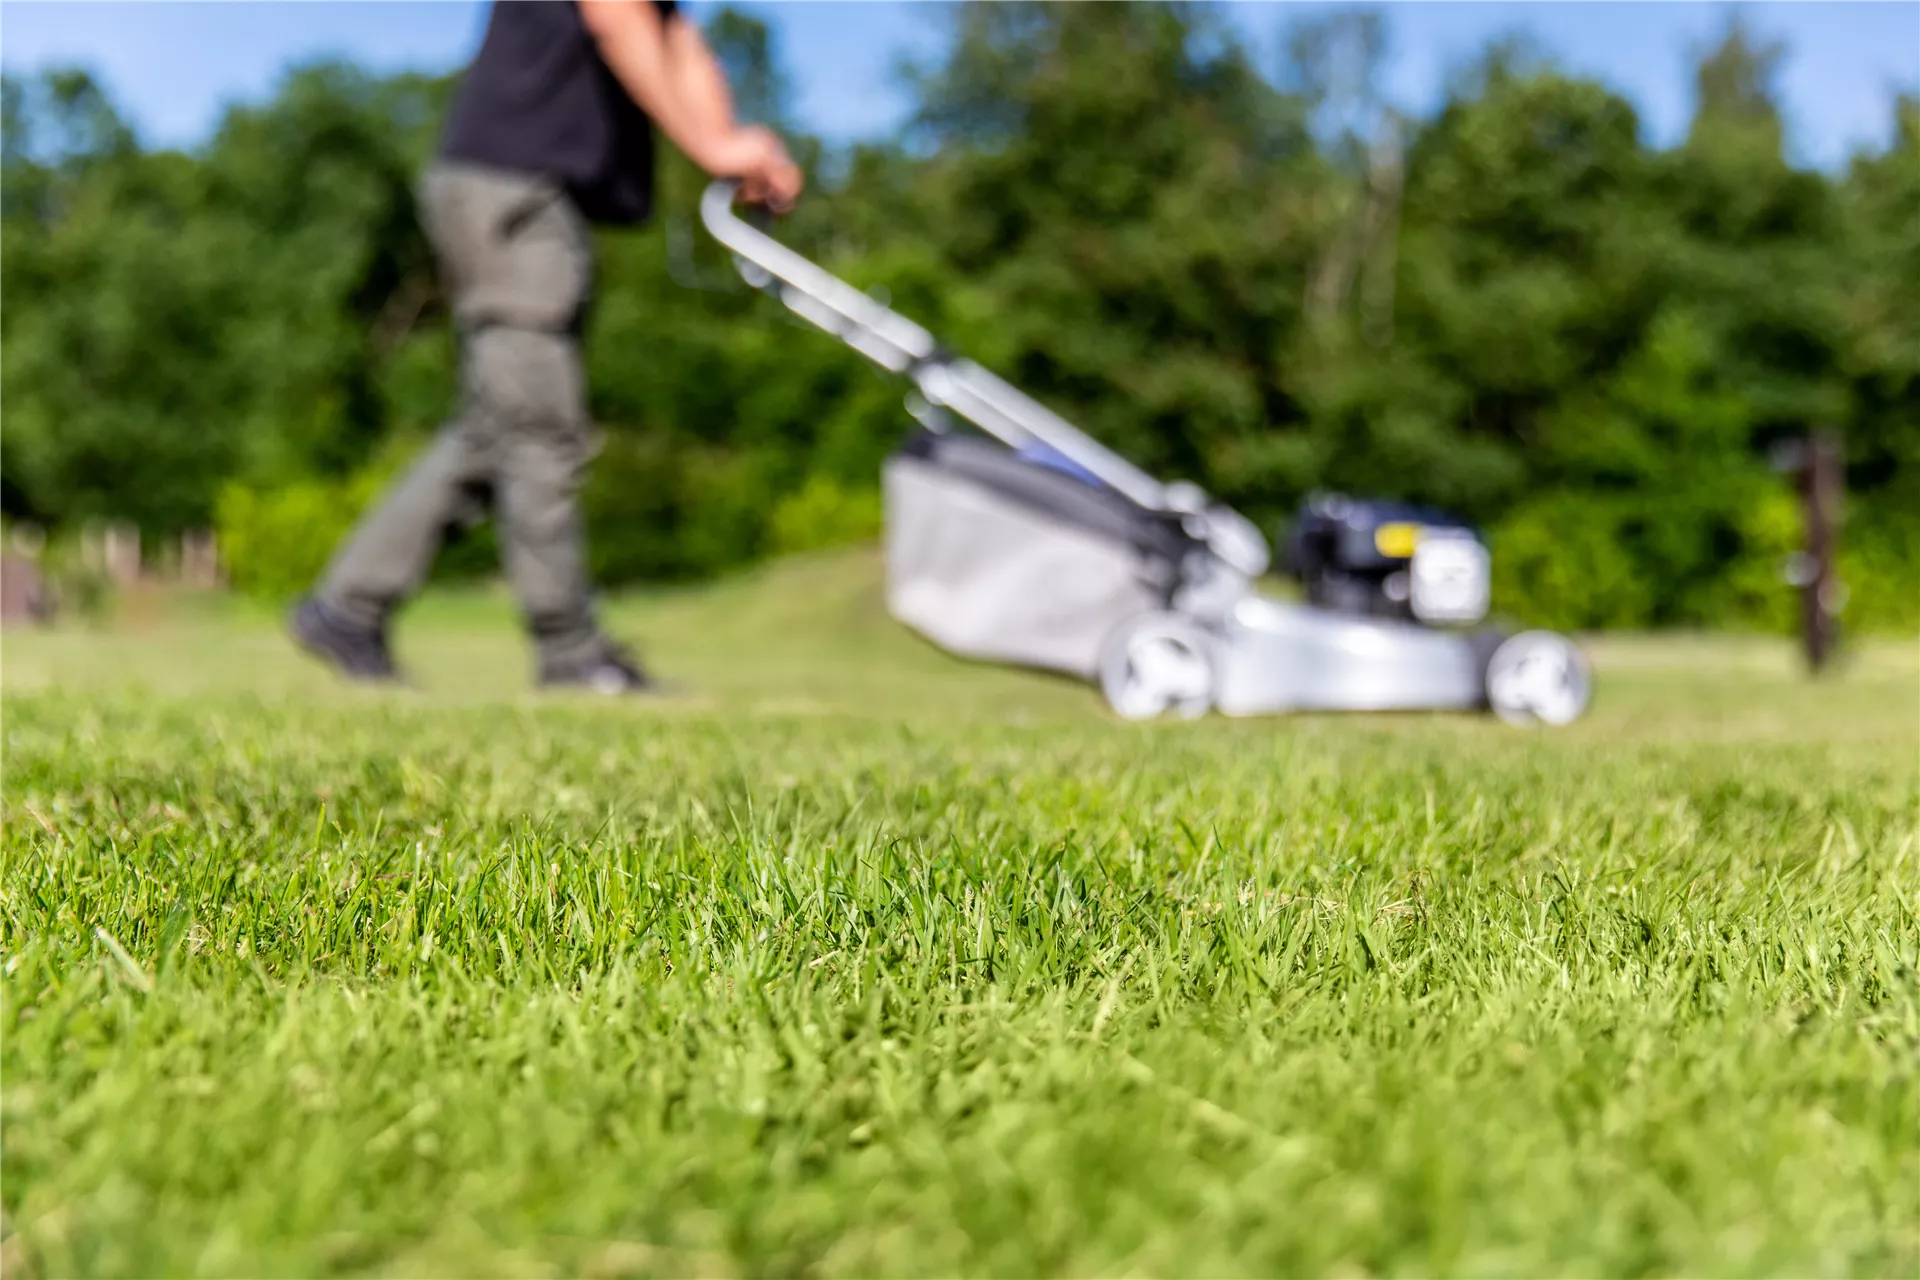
[{"x1": 1, "y1": 0, "x2": 1915, "y2": 636}]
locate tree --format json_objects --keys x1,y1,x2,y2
[
  {"x1": 705, "y1": 7, "x2": 793, "y2": 128},
  {"x1": 1, "y1": 3, "x2": 1913, "y2": 630},
  {"x1": 902, "y1": 2, "x2": 1325, "y2": 508},
  {"x1": 1688, "y1": 13, "x2": 1787, "y2": 155}
]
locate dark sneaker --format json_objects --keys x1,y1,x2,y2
[
  {"x1": 537, "y1": 639, "x2": 658, "y2": 695},
  {"x1": 288, "y1": 597, "x2": 401, "y2": 682}
]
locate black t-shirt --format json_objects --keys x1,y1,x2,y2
[{"x1": 439, "y1": 0, "x2": 680, "y2": 225}]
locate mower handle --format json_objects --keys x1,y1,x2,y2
[
  {"x1": 700, "y1": 180, "x2": 939, "y2": 373},
  {"x1": 698, "y1": 181, "x2": 1271, "y2": 577}
]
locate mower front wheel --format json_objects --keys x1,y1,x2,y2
[
  {"x1": 1485, "y1": 630, "x2": 1592, "y2": 726},
  {"x1": 1098, "y1": 612, "x2": 1218, "y2": 722}
]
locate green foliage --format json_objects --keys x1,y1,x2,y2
[
  {"x1": 768, "y1": 474, "x2": 884, "y2": 555},
  {"x1": 1494, "y1": 309, "x2": 1789, "y2": 630},
  {"x1": 30, "y1": 530, "x2": 113, "y2": 627},
  {"x1": 2, "y1": 5, "x2": 1916, "y2": 630},
  {"x1": 214, "y1": 468, "x2": 392, "y2": 600},
  {"x1": 1491, "y1": 494, "x2": 1654, "y2": 631},
  {"x1": 1840, "y1": 515, "x2": 1920, "y2": 635}
]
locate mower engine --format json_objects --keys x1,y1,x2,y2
[{"x1": 1280, "y1": 493, "x2": 1492, "y2": 626}]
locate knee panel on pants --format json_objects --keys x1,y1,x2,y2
[{"x1": 466, "y1": 328, "x2": 588, "y2": 436}]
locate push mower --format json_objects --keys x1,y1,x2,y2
[{"x1": 700, "y1": 182, "x2": 1591, "y2": 726}]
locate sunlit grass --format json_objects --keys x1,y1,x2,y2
[{"x1": 4, "y1": 553, "x2": 1916, "y2": 1277}]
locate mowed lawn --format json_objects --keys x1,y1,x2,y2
[{"x1": 3, "y1": 551, "x2": 1916, "y2": 1278}]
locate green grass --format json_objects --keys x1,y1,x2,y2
[{"x1": 4, "y1": 551, "x2": 1917, "y2": 1278}]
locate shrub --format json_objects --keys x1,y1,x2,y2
[
  {"x1": 768, "y1": 474, "x2": 883, "y2": 556},
  {"x1": 1490, "y1": 495, "x2": 1653, "y2": 630},
  {"x1": 1838, "y1": 515, "x2": 1920, "y2": 635},
  {"x1": 215, "y1": 471, "x2": 387, "y2": 600}
]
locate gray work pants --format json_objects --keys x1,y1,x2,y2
[{"x1": 317, "y1": 162, "x2": 604, "y2": 669}]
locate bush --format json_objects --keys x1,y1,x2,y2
[
  {"x1": 215, "y1": 428, "x2": 440, "y2": 599},
  {"x1": 215, "y1": 470, "x2": 388, "y2": 600},
  {"x1": 1490, "y1": 495, "x2": 1653, "y2": 631},
  {"x1": 1838, "y1": 515, "x2": 1920, "y2": 635},
  {"x1": 768, "y1": 474, "x2": 883, "y2": 556},
  {"x1": 1680, "y1": 488, "x2": 1802, "y2": 634},
  {"x1": 580, "y1": 433, "x2": 784, "y2": 584},
  {"x1": 32, "y1": 529, "x2": 111, "y2": 626},
  {"x1": 1490, "y1": 485, "x2": 1819, "y2": 634},
  {"x1": 674, "y1": 447, "x2": 783, "y2": 579}
]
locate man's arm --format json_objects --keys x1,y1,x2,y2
[
  {"x1": 659, "y1": 14, "x2": 802, "y2": 208},
  {"x1": 579, "y1": 0, "x2": 801, "y2": 206},
  {"x1": 661, "y1": 15, "x2": 738, "y2": 152}
]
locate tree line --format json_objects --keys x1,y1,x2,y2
[{"x1": 3, "y1": 3, "x2": 1914, "y2": 631}]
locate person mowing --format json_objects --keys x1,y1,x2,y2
[{"x1": 290, "y1": 0, "x2": 802, "y2": 693}]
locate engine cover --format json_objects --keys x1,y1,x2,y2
[{"x1": 1280, "y1": 493, "x2": 1491, "y2": 626}]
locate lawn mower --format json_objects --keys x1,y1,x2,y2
[{"x1": 700, "y1": 182, "x2": 1591, "y2": 725}]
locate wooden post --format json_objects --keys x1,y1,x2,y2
[
  {"x1": 1802, "y1": 431, "x2": 1843, "y2": 673},
  {"x1": 1774, "y1": 431, "x2": 1844, "y2": 675},
  {"x1": 104, "y1": 521, "x2": 142, "y2": 585},
  {"x1": 182, "y1": 528, "x2": 221, "y2": 588}
]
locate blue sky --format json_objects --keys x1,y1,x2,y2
[{"x1": 2, "y1": 2, "x2": 1915, "y2": 168}]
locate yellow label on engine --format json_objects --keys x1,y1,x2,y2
[{"x1": 1375, "y1": 523, "x2": 1423, "y2": 558}]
